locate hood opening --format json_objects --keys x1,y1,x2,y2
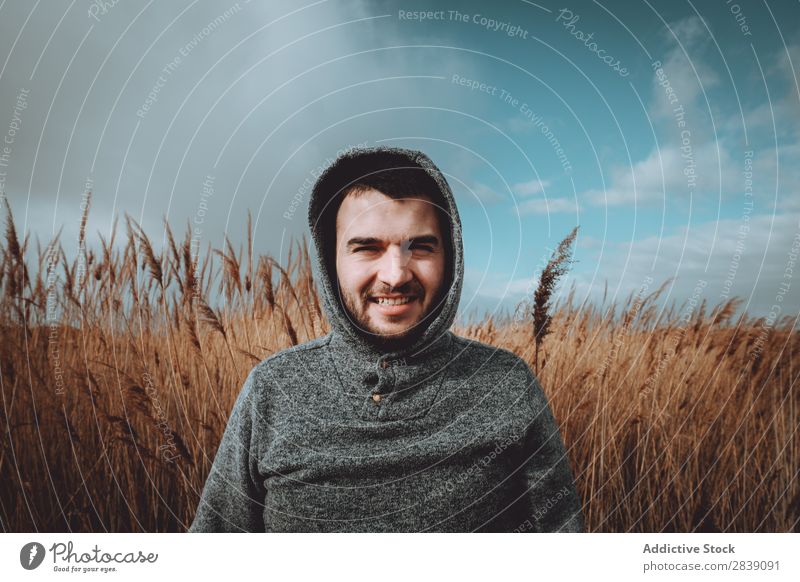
[{"x1": 307, "y1": 147, "x2": 463, "y2": 357}]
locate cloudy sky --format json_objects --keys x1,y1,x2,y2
[{"x1": 1, "y1": 0, "x2": 798, "y2": 322}]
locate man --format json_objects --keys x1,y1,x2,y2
[{"x1": 189, "y1": 147, "x2": 584, "y2": 532}]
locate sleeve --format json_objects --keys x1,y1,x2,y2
[
  {"x1": 518, "y1": 369, "x2": 585, "y2": 532},
  {"x1": 188, "y1": 368, "x2": 266, "y2": 532}
]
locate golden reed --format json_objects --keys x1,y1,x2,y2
[{"x1": 0, "y1": 200, "x2": 797, "y2": 532}]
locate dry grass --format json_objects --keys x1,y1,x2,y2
[{"x1": 0, "y1": 205, "x2": 797, "y2": 532}]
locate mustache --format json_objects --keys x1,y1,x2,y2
[{"x1": 363, "y1": 281, "x2": 424, "y2": 299}]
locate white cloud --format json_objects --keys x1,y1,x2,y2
[
  {"x1": 512, "y1": 179, "x2": 549, "y2": 196},
  {"x1": 518, "y1": 196, "x2": 578, "y2": 215},
  {"x1": 650, "y1": 16, "x2": 721, "y2": 146},
  {"x1": 570, "y1": 212, "x2": 800, "y2": 318},
  {"x1": 465, "y1": 213, "x2": 800, "y2": 319},
  {"x1": 582, "y1": 140, "x2": 741, "y2": 206},
  {"x1": 462, "y1": 266, "x2": 534, "y2": 304},
  {"x1": 720, "y1": 43, "x2": 800, "y2": 143}
]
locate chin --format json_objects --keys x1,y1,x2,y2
[
  {"x1": 367, "y1": 321, "x2": 423, "y2": 346},
  {"x1": 372, "y1": 324, "x2": 414, "y2": 337}
]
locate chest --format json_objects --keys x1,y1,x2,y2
[{"x1": 255, "y1": 397, "x2": 530, "y2": 532}]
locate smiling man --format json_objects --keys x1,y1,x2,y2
[
  {"x1": 189, "y1": 146, "x2": 584, "y2": 532},
  {"x1": 335, "y1": 185, "x2": 445, "y2": 350}
]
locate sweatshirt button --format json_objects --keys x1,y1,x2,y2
[
  {"x1": 380, "y1": 360, "x2": 390, "y2": 369},
  {"x1": 372, "y1": 393, "x2": 382, "y2": 403}
]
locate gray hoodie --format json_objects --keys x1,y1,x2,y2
[{"x1": 189, "y1": 146, "x2": 584, "y2": 532}]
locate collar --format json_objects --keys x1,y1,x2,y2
[{"x1": 326, "y1": 330, "x2": 455, "y2": 422}]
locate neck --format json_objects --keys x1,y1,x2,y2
[{"x1": 328, "y1": 325, "x2": 453, "y2": 361}]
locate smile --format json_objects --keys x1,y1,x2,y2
[{"x1": 370, "y1": 296, "x2": 416, "y2": 306}]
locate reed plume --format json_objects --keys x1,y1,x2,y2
[{"x1": 531, "y1": 226, "x2": 578, "y2": 373}]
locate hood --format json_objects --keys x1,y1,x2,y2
[{"x1": 307, "y1": 146, "x2": 464, "y2": 359}]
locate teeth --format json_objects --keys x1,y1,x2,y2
[{"x1": 376, "y1": 296, "x2": 412, "y2": 306}]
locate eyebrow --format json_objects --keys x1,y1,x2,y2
[{"x1": 346, "y1": 235, "x2": 440, "y2": 248}]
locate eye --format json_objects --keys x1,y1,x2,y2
[
  {"x1": 353, "y1": 246, "x2": 379, "y2": 253},
  {"x1": 411, "y1": 244, "x2": 435, "y2": 253}
]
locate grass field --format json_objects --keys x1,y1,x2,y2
[{"x1": 1, "y1": 201, "x2": 797, "y2": 532}]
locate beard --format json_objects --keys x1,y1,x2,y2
[{"x1": 338, "y1": 280, "x2": 434, "y2": 352}]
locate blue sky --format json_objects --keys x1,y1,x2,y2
[{"x1": 1, "y1": 0, "x2": 798, "y2": 321}]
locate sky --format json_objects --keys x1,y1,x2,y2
[{"x1": 0, "y1": 0, "x2": 798, "y2": 322}]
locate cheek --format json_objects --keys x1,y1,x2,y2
[
  {"x1": 415, "y1": 259, "x2": 445, "y2": 292},
  {"x1": 337, "y1": 258, "x2": 373, "y2": 292}
]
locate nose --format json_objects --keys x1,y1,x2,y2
[{"x1": 377, "y1": 243, "x2": 413, "y2": 289}]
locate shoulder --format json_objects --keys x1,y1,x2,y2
[
  {"x1": 242, "y1": 334, "x2": 332, "y2": 400},
  {"x1": 253, "y1": 334, "x2": 331, "y2": 371},
  {"x1": 450, "y1": 334, "x2": 552, "y2": 417},
  {"x1": 451, "y1": 334, "x2": 540, "y2": 398},
  {"x1": 451, "y1": 334, "x2": 535, "y2": 380}
]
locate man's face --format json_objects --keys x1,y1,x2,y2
[{"x1": 335, "y1": 188, "x2": 446, "y2": 345}]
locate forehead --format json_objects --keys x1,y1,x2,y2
[{"x1": 335, "y1": 188, "x2": 441, "y2": 239}]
